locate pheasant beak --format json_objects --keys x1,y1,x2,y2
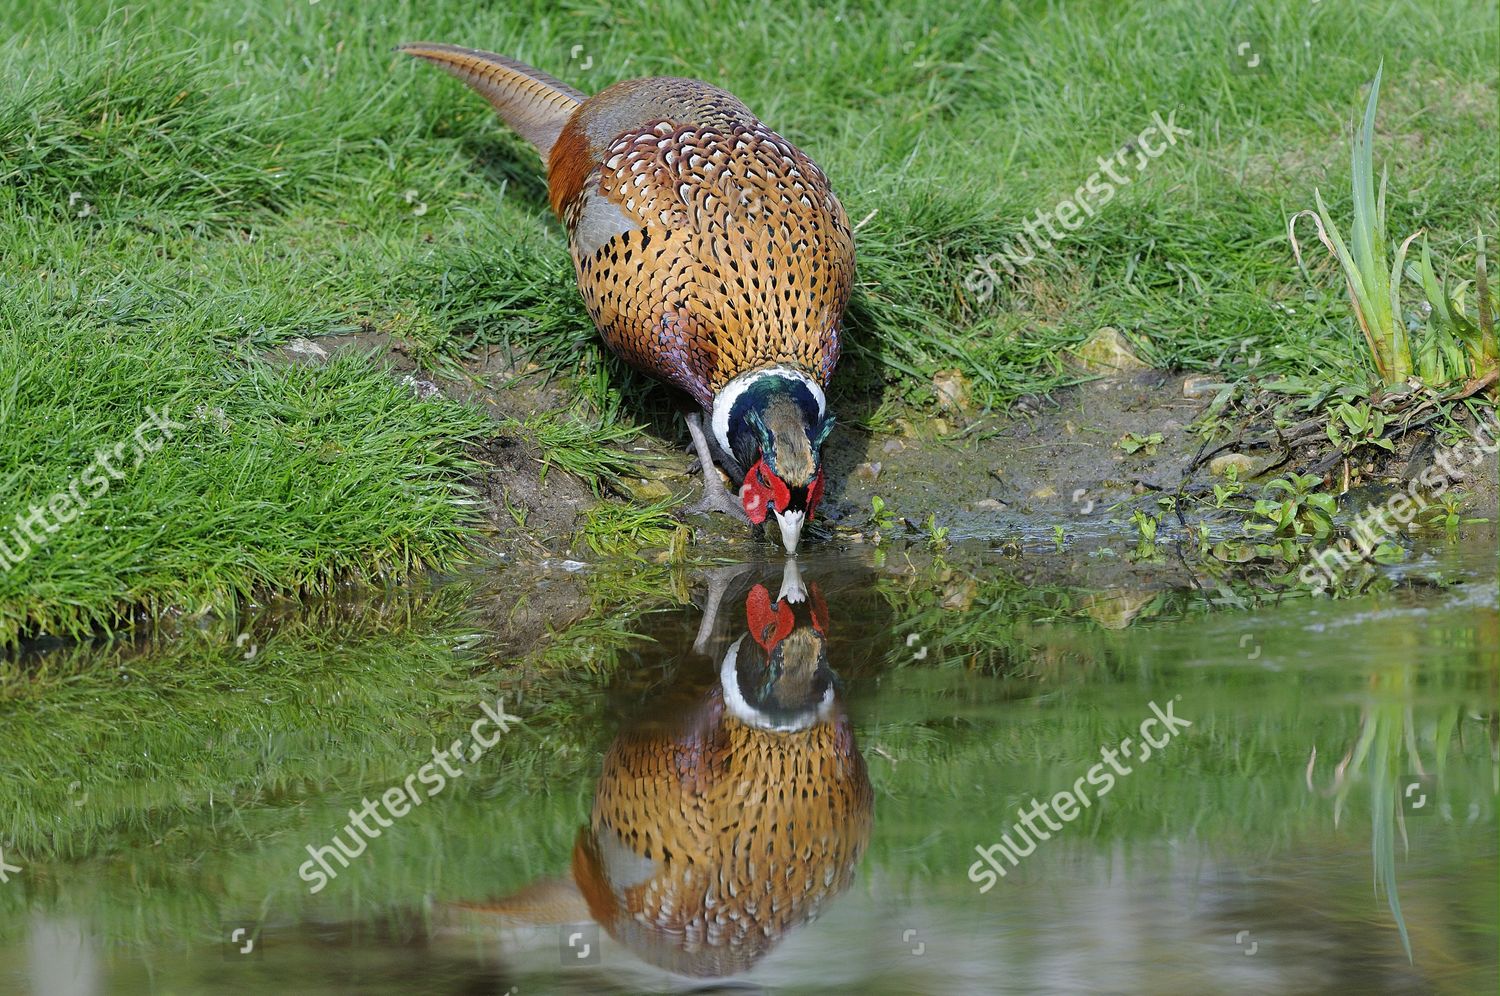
[{"x1": 773, "y1": 508, "x2": 806, "y2": 554}]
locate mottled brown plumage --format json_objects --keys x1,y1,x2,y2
[
  {"x1": 573, "y1": 690, "x2": 870, "y2": 976},
  {"x1": 399, "y1": 43, "x2": 855, "y2": 549},
  {"x1": 549, "y1": 79, "x2": 854, "y2": 407}
]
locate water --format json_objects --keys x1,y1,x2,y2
[{"x1": 0, "y1": 535, "x2": 1495, "y2": 994}]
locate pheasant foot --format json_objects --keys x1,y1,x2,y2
[{"x1": 685, "y1": 413, "x2": 749, "y2": 521}]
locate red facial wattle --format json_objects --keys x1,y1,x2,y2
[
  {"x1": 807, "y1": 467, "x2": 826, "y2": 519},
  {"x1": 741, "y1": 460, "x2": 825, "y2": 533},
  {"x1": 746, "y1": 583, "x2": 796, "y2": 652},
  {"x1": 741, "y1": 458, "x2": 789, "y2": 525}
]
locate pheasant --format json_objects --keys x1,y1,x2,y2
[
  {"x1": 446, "y1": 560, "x2": 872, "y2": 977},
  {"x1": 399, "y1": 43, "x2": 855, "y2": 553}
]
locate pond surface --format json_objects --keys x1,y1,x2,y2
[{"x1": 1, "y1": 534, "x2": 1496, "y2": 994}]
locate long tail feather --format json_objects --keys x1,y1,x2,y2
[
  {"x1": 398, "y1": 42, "x2": 586, "y2": 158},
  {"x1": 442, "y1": 876, "x2": 591, "y2": 926}
]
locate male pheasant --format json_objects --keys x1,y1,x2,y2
[{"x1": 399, "y1": 43, "x2": 855, "y2": 553}]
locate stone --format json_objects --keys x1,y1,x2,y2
[
  {"x1": 1071, "y1": 326, "x2": 1150, "y2": 373},
  {"x1": 638, "y1": 451, "x2": 695, "y2": 481},
  {"x1": 624, "y1": 479, "x2": 674, "y2": 502},
  {"x1": 1182, "y1": 374, "x2": 1226, "y2": 399},
  {"x1": 932, "y1": 369, "x2": 972, "y2": 413},
  {"x1": 285, "y1": 337, "x2": 329, "y2": 361},
  {"x1": 852, "y1": 461, "x2": 882, "y2": 484},
  {"x1": 941, "y1": 578, "x2": 978, "y2": 612},
  {"x1": 1081, "y1": 590, "x2": 1157, "y2": 629},
  {"x1": 400, "y1": 374, "x2": 440, "y2": 400},
  {"x1": 1208, "y1": 453, "x2": 1271, "y2": 479}
]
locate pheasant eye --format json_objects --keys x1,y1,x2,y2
[{"x1": 766, "y1": 469, "x2": 791, "y2": 511}]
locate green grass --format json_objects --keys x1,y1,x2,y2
[
  {"x1": 0, "y1": 320, "x2": 488, "y2": 644},
  {"x1": 1, "y1": 0, "x2": 1495, "y2": 637},
  {"x1": 0, "y1": 586, "x2": 494, "y2": 856},
  {"x1": 0, "y1": 565, "x2": 677, "y2": 866},
  {"x1": 517, "y1": 407, "x2": 643, "y2": 492},
  {"x1": 577, "y1": 495, "x2": 686, "y2": 557}
]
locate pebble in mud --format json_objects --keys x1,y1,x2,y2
[
  {"x1": 1071, "y1": 326, "x2": 1150, "y2": 373},
  {"x1": 400, "y1": 374, "x2": 441, "y2": 399},
  {"x1": 1209, "y1": 453, "x2": 1271, "y2": 478},
  {"x1": 931, "y1": 369, "x2": 972, "y2": 414},
  {"x1": 284, "y1": 338, "x2": 329, "y2": 361},
  {"x1": 1182, "y1": 374, "x2": 1226, "y2": 399}
]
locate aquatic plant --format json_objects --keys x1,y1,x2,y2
[
  {"x1": 1325, "y1": 400, "x2": 1395, "y2": 456},
  {"x1": 1245, "y1": 472, "x2": 1336, "y2": 540},
  {"x1": 1414, "y1": 491, "x2": 1470, "y2": 533},
  {"x1": 1128, "y1": 509, "x2": 1162, "y2": 560},
  {"x1": 1308, "y1": 665, "x2": 1424, "y2": 962},
  {"x1": 1290, "y1": 65, "x2": 1499, "y2": 393},
  {"x1": 870, "y1": 495, "x2": 898, "y2": 533},
  {"x1": 1116, "y1": 432, "x2": 1164, "y2": 456},
  {"x1": 924, "y1": 513, "x2": 951, "y2": 551}
]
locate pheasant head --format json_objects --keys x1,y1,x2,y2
[
  {"x1": 716, "y1": 368, "x2": 834, "y2": 553},
  {"x1": 726, "y1": 565, "x2": 834, "y2": 730}
]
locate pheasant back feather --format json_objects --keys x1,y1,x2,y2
[{"x1": 554, "y1": 91, "x2": 854, "y2": 406}]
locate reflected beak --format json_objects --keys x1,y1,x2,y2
[
  {"x1": 777, "y1": 557, "x2": 807, "y2": 603},
  {"x1": 773, "y1": 508, "x2": 806, "y2": 554}
]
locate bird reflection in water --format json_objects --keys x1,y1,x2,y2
[{"x1": 457, "y1": 559, "x2": 872, "y2": 978}]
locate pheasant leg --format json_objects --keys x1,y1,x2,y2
[
  {"x1": 685, "y1": 413, "x2": 748, "y2": 520},
  {"x1": 691, "y1": 562, "x2": 758, "y2": 656}
]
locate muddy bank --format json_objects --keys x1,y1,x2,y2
[
  {"x1": 276, "y1": 335, "x2": 1499, "y2": 577},
  {"x1": 828, "y1": 370, "x2": 1499, "y2": 534}
]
